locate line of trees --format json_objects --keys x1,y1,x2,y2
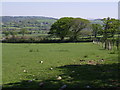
[
  {"x1": 48, "y1": 17, "x2": 120, "y2": 50},
  {"x1": 2, "y1": 17, "x2": 120, "y2": 50},
  {"x1": 3, "y1": 28, "x2": 28, "y2": 39},
  {"x1": 92, "y1": 17, "x2": 120, "y2": 50},
  {"x1": 101, "y1": 17, "x2": 119, "y2": 50}
]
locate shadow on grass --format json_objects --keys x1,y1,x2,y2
[{"x1": 2, "y1": 63, "x2": 120, "y2": 89}]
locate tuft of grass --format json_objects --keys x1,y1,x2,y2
[
  {"x1": 84, "y1": 55, "x2": 88, "y2": 58},
  {"x1": 109, "y1": 51, "x2": 115, "y2": 54},
  {"x1": 36, "y1": 49, "x2": 39, "y2": 52},
  {"x1": 29, "y1": 49, "x2": 39, "y2": 52},
  {"x1": 29, "y1": 49, "x2": 33, "y2": 52}
]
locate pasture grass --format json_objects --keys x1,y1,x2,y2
[{"x1": 2, "y1": 43, "x2": 119, "y2": 88}]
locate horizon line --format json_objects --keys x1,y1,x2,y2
[{"x1": 1, "y1": 15, "x2": 118, "y2": 19}]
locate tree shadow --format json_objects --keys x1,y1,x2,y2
[
  {"x1": 2, "y1": 63, "x2": 120, "y2": 89},
  {"x1": 56, "y1": 63, "x2": 120, "y2": 88}
]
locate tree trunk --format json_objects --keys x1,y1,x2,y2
[
  {"x1": 116, "y1": 40, "x2": 119, "y2": 50},
  {"x1": 102, "y1": 42, "x2": 105, "y2": 48},
  {"x1": 94, "y1": 33, "x2": 97, "y2": 38},
  {"x1": 73, "y1": 36, "x2": 77, "y2": 41},
  {"x1": 70, "y1": 34, "x2": 77, "y2": 42},
  {"x1": 108, "y1": 41, "x2": 112, "y2": 50},
  {"x1": 60, "y1": 37, "x2": 64, "y2": 41},
  {"x1": 105, "y1": 40, "x2": 108, "y2": 50}
]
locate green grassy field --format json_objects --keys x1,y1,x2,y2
[{"x1": 2, "y1": 43, "x2": 120, "y2": 88}]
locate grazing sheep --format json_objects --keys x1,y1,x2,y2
[
  {"x1": 59, "y1": 85, "x2": 67, "y2": 90},
  {"x1": 23, "y1": 70, "x2": 27, "y2": 73},
  {"x1": 57, "y1": 76, "x2": 62, "y2": 80},
  {"x1": 99, "y1": 59, "x2": 104, "y2": 62},
  {"x1": 101, "y1": 59, "x2": 104, "y2": 62},
  {"x1": 50, "y1": 68, "x2": 53, "y2": 70},
  {"x1": 39, "y1": 61, "x2": 43, "y2": 64}
]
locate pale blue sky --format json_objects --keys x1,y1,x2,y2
[{"x1": 2, "y1": 2, "x2": 118, "y2": 19}]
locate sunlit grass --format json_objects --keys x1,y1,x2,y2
[{"x1": 2, "y1": 43, "x2": 119, "y2": 88}]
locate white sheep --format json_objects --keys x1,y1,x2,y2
[
  {"x1": 57, "y1": 76, "x2": 62, "y2": 80},
  {"x1": 40, "y1": 61, "x2": 43, "y2": 64},
  {"x1": 23, "y1": 70, "x2": 28, "y2": 73},
  {"x1": 50, "y1": 68, "x2": 53, "y2": 70}
]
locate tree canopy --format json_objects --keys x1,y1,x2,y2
[
  {"x1": 69, "y1": 18, "x2": 90, "y2": 41},
  {"x1": 49, "y1": 17, "x2": 90, "y2": 41},
  {"x1": 49, "y1": 17, "x2": 73, "y2": 40}
]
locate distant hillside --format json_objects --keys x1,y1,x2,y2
[
  {"x1": 90, "y1": 19, "x2": 103, "y2": 25},
  {"x1": 1, "y1": 16, "x2": 104, "y2": 32},
  {"x1": 2, "y1": 16, "x2": 58, "y2": 23},
  {"x1": 1, "y1": 16, "x2": 58, "y2": 31}
]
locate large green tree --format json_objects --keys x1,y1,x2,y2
[
  {"x1": 49, "y1": 17, "x2": 73, "y2": 41},
  {"x1": 69, "y1": 18, "x2": 90, "y2": 41}
]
